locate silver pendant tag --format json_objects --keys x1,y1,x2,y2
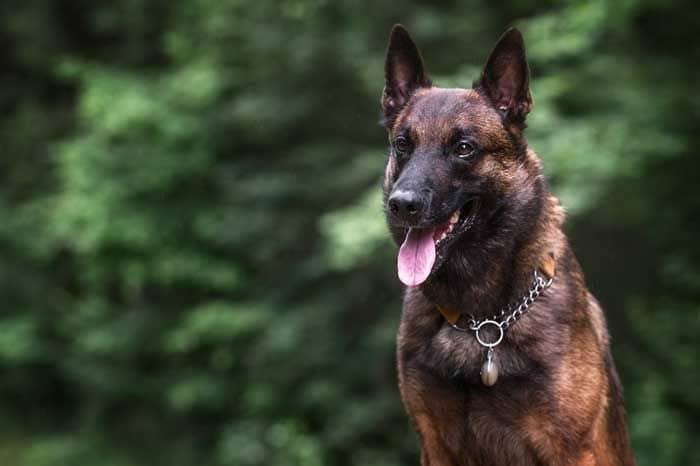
[
  {"x1": 480, "y1": 348, "x2": 498, "y2": 386},
  {"x1": 475, "y1": 321, "x2": 503, "y2": 386}
]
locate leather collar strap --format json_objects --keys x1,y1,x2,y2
[{"x1": 437, "y1": 253, "x2": 556, "y2": 326}]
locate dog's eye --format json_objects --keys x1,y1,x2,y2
[
  {"x1": 455, "y1": 141, "x2": 475, "y2": 158},
  {"x1": 394, "y1": 136, "x2": 410, "y2": 154}
]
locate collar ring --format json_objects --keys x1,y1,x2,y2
[{"x1": 475, "y1": 320, "x2": 504, "y2": 348}]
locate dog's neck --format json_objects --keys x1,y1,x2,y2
[{"x1": 421, "y1": 151, "x2": 565, "y2": 320}]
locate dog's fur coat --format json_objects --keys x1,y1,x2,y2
[{"x1": 381, "y1": 25, "x2": 636, "y2": 466}]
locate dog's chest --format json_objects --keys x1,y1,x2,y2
[
  {"x1": 397, "y1": 309, "x2": 553, "y2": 465},
  {"x1": 398, "y1": 355, "x2": 546, "y2": 466}
]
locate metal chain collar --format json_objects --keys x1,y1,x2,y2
[{"x1": 450, "y1": 271, "x2": 554, "y2": 342}]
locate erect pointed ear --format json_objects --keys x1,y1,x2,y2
[
  {"x1": 474, "y1": 28, "x2": 532, "y2": 127},
  {"x1": 381, "y1": 24, "x2": 431, "y2": 127}
]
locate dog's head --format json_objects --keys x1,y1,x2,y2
[{"x1": 381, "y1": 25, "x2": 542, "y2": 287}]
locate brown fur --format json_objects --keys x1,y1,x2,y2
[{"x1": 381, "y1": 25, "x2": 636, "y2": 465}]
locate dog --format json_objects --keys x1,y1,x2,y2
[{"x1": 381, "y1": 25, "x2": 636, "y2": 465}]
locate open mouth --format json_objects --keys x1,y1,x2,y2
[{"x1": 397, "y1": 199, "x2": 480, "y2": 286}]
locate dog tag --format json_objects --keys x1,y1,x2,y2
[{"x1": 480, "y1": 349, "x2": 498, "y2": 386}]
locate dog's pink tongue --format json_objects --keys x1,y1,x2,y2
[{"x1": 397, "y1": 228, "x2": 436, "y2": 286}]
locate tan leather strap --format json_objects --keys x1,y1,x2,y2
[
  {"x1": 437, "y1": 305, "x2": 461, "y2": 326},
  {"x1": 540, "y1": 251, "x2": 556, "y2": 280}
]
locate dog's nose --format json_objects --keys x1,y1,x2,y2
[{"x1": 388, "y1": 189, "x2": 424, "y2": 223}]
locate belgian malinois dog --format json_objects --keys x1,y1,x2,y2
[{"x1": 381, "y1": 25, "x2": 636, "y2": 465}]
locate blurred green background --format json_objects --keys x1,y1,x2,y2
[{"x1": 1, "y1": 0, "x2": 698, "y2": 465}]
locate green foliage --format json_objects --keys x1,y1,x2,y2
[{"x1": 0, "y1": 0, "x2": 698, "y2": 465}]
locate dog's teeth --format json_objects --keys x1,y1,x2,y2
[{"x1": 450, "y1": 210, "x2": 460, "y2": 224}]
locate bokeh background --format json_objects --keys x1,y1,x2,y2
[{"x1": 1, "y1": 0, "x2": 698, "y2": 465}]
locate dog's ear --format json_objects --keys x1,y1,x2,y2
[
  {"x1": 381, "y1": 24, "x2": 430, "y2": 127},
  {"x1": 474, "y1": 28, "x2": 532, "y2": 127}
]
